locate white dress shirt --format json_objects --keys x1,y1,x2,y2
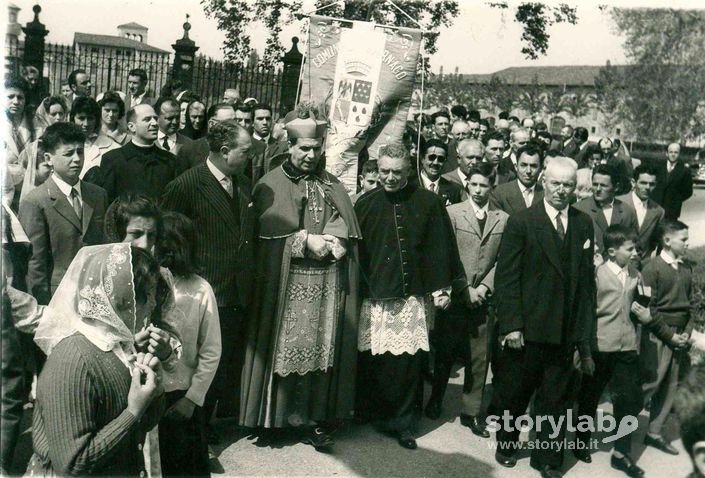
[
  {"x1": 206, "y1": 158, "x2": 233, "y2": 196},
  {"x1": 601, "y1": 200, "x2": 614, "y2": 225},
  {"x1": 605, "y1": 259, "x2": 628, "y2": 287},
  {"x1": 470, "y1": 200, "x2": 488, "y2": 220},
  {"x1": 130, "y1": 91, "x2": 147, "y2": 108},
  {"x1": 660, "y1": 249, "x2": 682, "y2": 270},
  {"x1": 456, "y1": 168, "x2": 470, "y2": 191},
  {"x1": 420, "y1": 171, "x2": 440, "y2": 193},
  {"x1": 157, "y1": 130, "x2": 176, "y2": 152},
  {"x1": 518, "y1": 182, "x2": 536, "y2": 207},
  {"x1": 631, "y1": 191, "x2": 648, "y2": 228},
  {"x1": 543, "y1": 200, "x2": 568, "y2": 233},
  {"x1": 52, "y1": 173, "x2": 82, "y2": 209}
]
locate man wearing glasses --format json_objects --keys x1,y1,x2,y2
[{"x1": 417, "y1": 139, "x2": 463, "y2": 206}]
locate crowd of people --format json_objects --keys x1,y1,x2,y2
[{"x1": 2, "y1": 65, "x2": 705, "y2": 478}]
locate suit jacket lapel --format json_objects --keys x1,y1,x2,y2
[
  {"x1": 81, "y1": 186, "x2": 95, "y2": 236},
  {"x1": 197, "y1": 165, "x2": 239, "y2": 235},
  {"x1": 481, "y1": 209, "x2": 501, "y2": 243},
  {"x1": 509, "y1": 181, "x2": 525, "y2": 212},
  {"x1": 611, "y1": 200, "x2": 625, "y2": 226},
  {"x1": 46, "y1": 178, "x2": 82, "y2": 232},
  {"x1": 461, "y1": 202, "x2": 482, "y2": 238},
  {"x1": 589, "y1": 197, "x2": 609, "y2": 232}
]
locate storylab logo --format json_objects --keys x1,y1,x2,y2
[{"x1": 485, "y1": 409, "x2": 640, "y2": 443}]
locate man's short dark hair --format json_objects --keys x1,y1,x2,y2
[
  {"x1": 98, "y1": 91, "x2": 126, "y2": 119},
  {"x1": 40, "y1": 122, "x2": 86, "y2": 154},
  {"x1": 431, "y1": 110, "x2": 450, "y2": 124},
  {"x1": 675, "y1": 363, "x2": 705, "y2": 462},
  {"x1": 5, "y1": 75, "x2": 28, "y2": 94},
  {"x1": 592, "y1": 163, "x2": 619, "y2": 186},
  {"x1": 207, "y1": 102, "x2": 235, "y2": 121},
  {"x1": 67, "y1": 69, "x2": 87, "y2": 89},
  {"x1": 574, "y1": 127, "x2": 589, "y2": 143},
  {"x1": 468, "y1": 109, "x2": 481, "y2": 123},
  {"x1": 485, "y1": 130, "x2": 506, "y2": 145},
  {"x1": 633, "y1": 164, "x2": 658, "y2": 181},
  {"x1": 234, "y1": 103, "x2": 252, "y2": 116},
  {"x1": 153, "y1": 96, "x2": 179, "y2": 115},
  {"x1": 604, "y1": 224, "x2": 638, "y2": 251},
  {"x1": 516, "y1": 142, "x2": 544, "y2": 164},
  {"x1": 207, "y1": 120, "x2": 246, "y2": 152},
  {"x1": 479, "y1": 118, "x2": 490, "y2": 128},
  {"x1": 422, "y1": 138, "x2": 448, "y2": 156},
  {"x1": 658, "y1": 220, "x2": 688, "y2": 245},
  {"x1": 253, "y1": 103, "x2": 272, "y2": 115},
  {"x1": 508, "y1": 115, "x2": 520, "y2": 124},
  {"x1": 70, "y1": 97, "x2": 101, "y2": 134},
  {"x1": 104, "y1": 193, "x2": 161, "y2": 243},
  {"x1": 498, "y1": 111, "x2": 509, "y2": 120},
  {"x1": 128, "y1": 68, "x2": 148, "y2": 83},
  {"x1": 157, "y1": 211, "x2": 199, "y2": 277},
  {"x1": 466, "y1": 162, "x2": 495, "y2": 182},
  {"x1": 450, "y1": 104, "x2": 467, "y2": 119},
  {"x1": 535, "y1": 121, "x2": 548, "y2": 131}
]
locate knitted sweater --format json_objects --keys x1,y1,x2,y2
[
  {"x1": 641, "y1": 255, "x2": 692, "y2": 328},
  {"x1": 32, "y1": 334, "x2": 163, "y2": 477}
]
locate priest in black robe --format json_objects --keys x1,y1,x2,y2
[
  {"x1": 355, "y1": 143, "x2": 461, "y2": 450},
  {"x1": 239, "y1": 110, "x2": 362, "y2": 451}
]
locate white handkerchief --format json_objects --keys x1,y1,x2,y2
[{"x1": 583, "y1": 239, "x2": 591, "y2": 249}]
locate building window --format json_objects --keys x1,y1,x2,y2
[
  {"x1": 616, "y1": 128, "x2": 621, "y2": 135},
  {"x1": 591, "y1": 126, "x2": 596, "y2": 133}
]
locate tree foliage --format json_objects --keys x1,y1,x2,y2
[
  {"x1": 606, "y1": 8, "x2": 705, "y2": 142},
  {"x1": 562, "y1": 90, "x2": 594, "y2": 122},
  {"x1": 593, "y1": 61, "x2": 625, "y2": 134},
  {"x1": 488, "y1": 2, "x2": 578, "y2": 59},
  {"x1": 516, "y1": 74, "x2": 544, "y2": 114},
  {"x1": 202, "y1": 0, "x2": 579, "y2": 67}
]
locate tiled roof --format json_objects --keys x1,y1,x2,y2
[
  {"x1": 117, "y1": 22, "x2": 148, "y2": 30},
  {"x1": 74, "y1": 32, "x2": 168, "y2": 54},
  {"x1": 458, "y1": 65, "x2": 628, "y2": 87}
]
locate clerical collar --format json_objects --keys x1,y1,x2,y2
[{"x1": 130, "y1": 138, "x2": 155, "y2": 149}]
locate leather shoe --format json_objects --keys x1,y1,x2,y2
[
  {"x1": 572, "y1": 447, "x2": 592, "y2": 463},
  {"x1": 302, "y1": 427, "x2": 334, "y2": 451},
  {"x1": 398, "y1": 430, "x2": 417, "y2": 450},
  {"x1": 460, "y1": 414, "x2": 490, "y2": 438},
  {"x1": 494, "y1": 451, "x2": 517, "y2": 468},
  {"x1": 611, "y1": 454, "x2": 645, "y2": 477},
  {"x1": 424, "y1": 399, "x2": 442, "y2": 420},
  {"x1": 534, "y1": 464, "x2": 563, "y2": 478},
  {"x1": 644, "y1": 434, "x2": 679, "y2": 455}
]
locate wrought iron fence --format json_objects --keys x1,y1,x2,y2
[
  {"x1": 191, "y1": 56, "x2": 283, "y2": 116},
  {"x1": 42, "y1": 42, "x2": 172, "y2": 98}
]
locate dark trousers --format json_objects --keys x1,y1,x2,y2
[
  {"x1": 430, "y1": 305, "x2": 488, "y2": 417},
  {"x1": 1, "y1": 294, "x2": 25, "y2": 472},
  {"x1": 492, "y1": 342, "x2": 579, "y2": 468},
  {"x1": 357, "y1": 351, "x2": 423, "y2": 433},
  {"x1": 576, "y1": 350, "x2": 643, "y2": 455},
  {"x1": 204, "y1": 306, "x2": 246, "y2": 420},
  {"x1": 158, "y1": 391, "x2": 209, "y2": 477}
]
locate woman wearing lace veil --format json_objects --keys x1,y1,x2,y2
[{"x1": 27, "y1": 243, "x2": 167, "y2": 477}]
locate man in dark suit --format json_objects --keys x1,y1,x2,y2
[
  {"x1": 417, "y1": 139, "x2": 463, "y2": 205},
  {"x1": 650, "y1": 143, "x2": 693, "y2": 220},
  {"x1": 99, "y1": 104, "x2": 180, "y2": 203},
  {"x1": 561, "y1": 125, "x2": 578, "y2": 158},
  {"x1": 161, "y1": 120, "x2": 254, "y2": 419},
  {"x1": 483, "y1": 131, "x2": 509, "y2": 186},
  {"x1": 442, "y1": 138, "x2": 485, "y2": 203},
  {"x1": 125, "y1": 68, "x2": 155, "y2": 109},
  {"x1": 573, "y1": 127, "x2": 590, "y2": 168},
  {"x1": 250, "y1": 103, "x2": 281, "y2": 184},
  {"x1": 491, "y1": 157, "x2": 596, "y2": 477},
  {"x1": 618, "y1": 164, "x2": 665, "y2": 259},
  {"x1": 490, "y1": 142, "x2": 544, "y2": 215},
  {"x1": 19, "y1": 123, "x2": 107, "y2": 304},
  {"x1": 155, "y1": 97, "x2": 192, "y2": 161},
  {"x1": 575, "y1": 164, "x2": 639, "y2": 255},
  {"x1": 428, "y1": 163, "x2": 508, "y2": 438},
  {"x1": 176, "y1": 103, "x2": 236, "y2": 171},
  {"x1": 498, "y1": 128, "x2": 530, "y2": 183}
]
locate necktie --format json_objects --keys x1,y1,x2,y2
[
  {"x1": 221, "y1": 177, "x2": 234, "y2": 198},
  {"x1": 162, "y1": 136, "x2": 170, "y2": 152},
  {"x1": 523, "y1": 187, "x2": 533, "y2": 207},
  {"x1": 429, "y1": 183, "x2": 436, "y2": 193},
  {"x1": 555, "y1": 212, "x2": 565, "y2": 241},
  {"x1": 70, "y1": 187, "x2": 82, "y2": 222},
  {"x1": 476, "y1": 209, "x2": 487, "y2": 234}
]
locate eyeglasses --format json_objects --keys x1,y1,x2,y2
[{"x1": 426, "y1": 154, "x2": 446, "y2": 162}]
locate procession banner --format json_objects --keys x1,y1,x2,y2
[{"x1": 301, "y1": 15, "x2": 423, "y2": 193}]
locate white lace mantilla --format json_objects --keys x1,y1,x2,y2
[{"x1": 358, "y1": 296, "x2": 433, "y2": 356}]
